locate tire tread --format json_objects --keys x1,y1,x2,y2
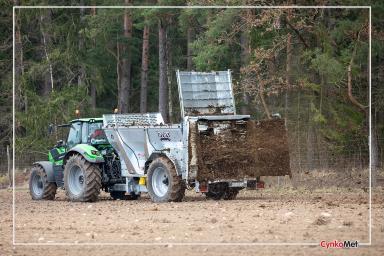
[
  {"x1": 148, "y1": 156, "x2": 185, "y2": 203},
  {"x1": 29, "y1": 165, "x2": 57, "y2": 200},
  {"x1": 64, "y1": 154, "x2": 101, "y2": 202}
]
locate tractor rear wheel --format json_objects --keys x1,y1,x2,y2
[
  {"x1": 147, "y1": 157, "x2": 185, "y2": 203},
  {"x1": 29, "y1": 165, "x2": 57, "y2": 200},
  {"x1": 64, "y1": 154, "x2": 101, "y2": 202}
]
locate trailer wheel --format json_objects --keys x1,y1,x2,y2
[
  {"x1": 205, "y1": 182, "x2": 227, "y2": 200},
  {"x1": 110, "y1": 191, "x2": 139, "y2": 200},
  {"x1": 223, "y1": 188, "x2": 241, "y2": 200},
  {"x1": 205, "y1": 191, "x2": 225, "y2": 200},
  {"x1": 147, "y1": 157, "x2": 185, "y2": 203},
  {"x1": 29, "y1": 165, "x2": 57, "y2": 200},
  {"x1": 64, "y1": 154, "x2": 101, "y2": 202}
]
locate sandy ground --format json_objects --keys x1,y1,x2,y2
[{"x1": 1, "y1": 186, "x2": 383, "y2": 256}]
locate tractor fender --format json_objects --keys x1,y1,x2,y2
[
  {"x1": 145, "y1": 153, "x2": 182, "y2": 176},
  {"x1": 64, "y1": 144, "x2": 104, "y2": 164},
  {"x1": 33, "y1": 161, "x2": 55, "y2": 183}
]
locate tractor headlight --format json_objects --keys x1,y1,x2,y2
[{"x1": 91, "y1": 150, "x2": 100, "y2": 156}]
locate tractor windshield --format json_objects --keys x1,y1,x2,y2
[
  {"x1": 67, "y1": 122, "x2": 82, "y2": 148},
  {"x1": 88, "y1": 122, "x2": 102, "y2": 136},
  {"x1": 67, "y1": 120, "x2": 108, "y2": 147},
  {"x1": 87, "y1": 122, "x2": 108, "y2": 145}
]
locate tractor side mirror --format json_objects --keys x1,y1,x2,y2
[{"x1": 56, "y1": 140, "x2": 64, "y2": 147}]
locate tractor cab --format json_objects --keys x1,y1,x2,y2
[
  {"x1": 66, "y1": 118, "x2": 107, "y2": 148},
  {"x1": 50, "y1": 118, "x2": 109, "y2": 152},
  {"x1": 46, "y1": 118, "x2": 109, "y2": 187},
  {"x1": 49, "y1": 118, "x2": 107, "y2": 164}
]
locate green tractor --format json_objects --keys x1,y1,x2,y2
[{"x1": 29, "y1": 118, "x2": 136, "y2": 202}]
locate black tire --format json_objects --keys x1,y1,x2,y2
[
  {"x1": 64, "y1": 154, "x2": 101, "y2": 202},
  {"x1": 205, "y1": 182, "x2": 227, "y2": 200},
  {"x1": 110, "y1": 191, "x2": 139, "y2": 200},
  {"x1": 147, "y1": 157, "x2": 185, "y2": 203},
  {"x1": 223, "y1": 188, "x2": 241, "y2": 200},
  {"x1": 29, "y1": 165, "x2": 57, "y2": 200},
  {"x1": 205, "y1": 191, "x2": 225, "y2": 200}
]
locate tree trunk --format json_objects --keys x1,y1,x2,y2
[
  {"x1": 371, "y1": 88, "x2": 380, "y2": 187},
  {"x1": 306, "y1": 124, "x2": 315, "y2": 171},
  {"x1": 158, "y1": 18, "x2": 169, "y2": 123},
  {"x1": 166, "y1": 25, "x2": 173, "y2": 122},
  {"x1": 118, "y1": 0, "x2": 133, "y2": 114},
  {"x1": 90, "y1": 80, "x2": 96, "y2": 111},
  {"x1": 285, "y1": 8, "x2": 292, "y2": 125},
  {"x1": 347, "y1": 29, "x2": 366, "y2": 113},
  {"x1": 78, "y1": 3, "x2": 86, "y2": 87},
  {"x1": 296, "y1": 91, "x2": 302, "y2": 171},
  {"x1": 186, "y1": 24, "x2": 194, "y2": 70},
  {"x1": 7, "y1": 145, "x2": 11, "y2": 187},
  {"x1": 258, "y1": 81, "x2": 271, "y2": 119},
  {"x1": 240, "y1": 27, "x2": 250, "y2": 115},
  {"x1": 116, "y1": 37, "x2": 121, "y2": 111},
  {"x1": 371, "y1": 117, "x2": 380, "y2": 186},
  {"x1": 306, "y1": 97, "x2": 315, "y2": 171},
  {"x1": 140, "y1": 23, "x2": 150, "y2": 113},
  {"x1": 14, "y1": 3, "x2": 24, "y2": 111},
  {"x1": 90, "y1": 7, "x2": 97, "y2": 111},
  {"x1": 40, "y1": 10, "x2": 54, "y2": 97}
]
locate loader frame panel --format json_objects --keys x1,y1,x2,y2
[
  {"x1": 177, "y1": 70, "x2": 236, "y2": 118},
  {"x1": 103, "y1": 115, "x2": 185, "y2": 178}
]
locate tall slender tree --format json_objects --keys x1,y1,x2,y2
[
  {"x1": 140, "y1": 20, "x2": 150, "y2": 113},
  {"x1": 118, "y1": 0, "x2": 133, "y2": 113},
  {"x1": 78, "y1": 2, "x2": 86, "y2": 87},
  {"x1": 186, "y1": 21, "x2": 194, "y2": 70},
  {"x1": 90, "y1": 7, "x2": 97, "y2": 111},
  {"x1": 40, "y1": 9, "x2": 54, "y2": 97},
  {"x1": 239, "y1": 31, "x2": 250, "y2": 114},
  {"x1": 14, "y1": 0, "x2": 24, "y2": 111},
  {"x1": 158, "y1": 17, "x2": 169, "y2": 122},
  {"x1": 285, "y1": 7, "x2": 293, "y2": 125}
]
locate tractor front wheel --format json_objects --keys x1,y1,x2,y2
[
  {"x1": 147, "y1": 157, "x2": 185, "y2": 203},
  {"x1": 64, "y1": 154, "x2": 101, "y2": 202},
  {"x1": 29, "y1": 165, "x2": 57, "y2": 200}
]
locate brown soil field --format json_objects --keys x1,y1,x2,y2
[{"x1": 1, "y1": 183, "x2": 384, "y2": 256}]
